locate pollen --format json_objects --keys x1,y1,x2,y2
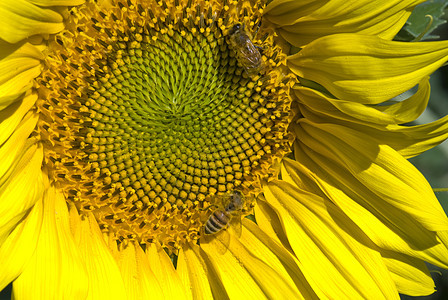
[{"x1": 33, "y1": 0, "x2": 294, "y2": 253}]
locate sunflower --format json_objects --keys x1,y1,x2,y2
[{"x1": 1, "y1": 0, "x2": 448, "y2": 298}]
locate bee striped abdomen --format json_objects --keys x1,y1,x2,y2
[{"x1": 204, "y1": 211, "x2": 230, "y2": 234}]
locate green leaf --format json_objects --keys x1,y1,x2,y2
[{"x1": 395, "y1": 0, "x2": 448, "y2": 41}]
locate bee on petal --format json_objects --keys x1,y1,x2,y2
[{"x1": 204, "y1": 190, "x2": 244, "y2": 235}]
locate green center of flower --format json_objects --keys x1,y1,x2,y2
[{"x1": 34, "y1": 0, "x2": 293, "y2": 252}]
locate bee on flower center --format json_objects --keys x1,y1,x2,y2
[{"x1": 228, "y1": 23, "x2": 264, "y2": 76}]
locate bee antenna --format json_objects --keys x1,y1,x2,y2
[{"x1": 253, "y1": 21, "x2": 262, "y2": 38}]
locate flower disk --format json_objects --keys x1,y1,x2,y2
[{"x1": 34, "y1": 0, "x2": 294, "y2": 252}]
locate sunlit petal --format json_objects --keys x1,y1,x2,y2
[
  {"x1": 288, "y1": 34, "x2": 448, "y2": 103},
  {"x1": 0, "y1": 112, "x2": 38, "y2": 187},
  {"x1": 177, "y1": 244, "x2": 214, "y2": 299},
  {"x1": 293, "y1": 120, "x2": 448, "y2": 231},
  {"x1": 12, "y1": 185, "x2": 88, "y2": 299},
  {"x1": 282, "y1": 155, "x2": 448, "y2": 270},
  {"x1": 0, "y1": 93, "x2": 37, "y2": 146},
  {"x1": 29, "y1": 0, "x2": 85, "y2": 6},
  {"x1": 381, "y1": 250, "x2": 435, "y2": 296},
  {"x1": 0, "y1": 43, "x2": 43, "y2": 110},
  {"x1": 201, "y1": 224, "x2": 304, "y2": 299},
  {"x1": 146, "y1": 243, "x2": 192, "y2": 299},
  {"x1": 294, "y1": 78, "x2": 430, "y2": 126},
  {"x1": 0, "y1": 0, "x2": 64, "y2": 43},
  {"x1": 264, "y1": 180, "x2": 399, "y2": 299},
  {"x1": 242, "y1": 219, "x2": 319, "y2": 299},
  {"x1": 297, "y1": 96, "x2": 448, "y2": 159},
  {"x1": 0, "y1": 142, "x2": 43, "y2": 245},
  {"x1": 115, "y1": 242, "x2": 164, "y2": 300},
  {"x1": 266, "y1": 0, "x2": 424, "y2": 46},
  {"x1": 0, "y1": 198, "x2": 43, "y2": 291},
  {"x1": 69, "y1": 209, "x2": 127, "y2": 300}
]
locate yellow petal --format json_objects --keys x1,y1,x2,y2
[
  {"x1": 288, "y1": 34, "x2": 448, "y2": 104},
  {"x1": 242, "y1": 219, "x2": 320, "y2": 299},
  {"x1": 294, "y1": 78, "x2": 430, "y2": 126},
  {"x1": 0, "y1": 93, "x2": 37, "y2": 146},
  {"x1": 374, "y1": 79, "x2": 430, "y2": 123},
  {"x1": 71, "y1": 211, "x2": 127, "y2": 300},
  {"x1": 436, "y1": 231, "x2": 448, "y2": 249},
  {"x1": 0, "y1": 0, "x2": 64, "y2": 43},
  {"x1": 381, "y1": 250, "x2": 435, "y2": 296},
  {"x1": 267, "y1": 0, "x2": 423, "y2": 46},
  {"x1": 200, "y1": 225, "x2": 303, "y2": 299},
  {"x1": 0, "y1": 197, "x2": 43, "y2": 291},
  {"x1": 115, "y1": 242, "x2": 164, "y2": 300},
  {"x1": 0, "y1": 42, "x2": 43, "y2": 110},
  {"x1": 0, "y1": 142, "x2": 43, "y2": 245},
  {"x1": 294, "y1": 76, "x2": 448, "y2": 158},
  {"x1": 145, "y1": 243, "x2": 191, "y2": 299},
  {"x1": 199, "y1": 237, "x2": 264, "y2": 299},
  {"x1": 297, "y1": 98, "x2": 448, "y2": 159},
  {"x1": 293, "y1": 120, "x2": 448, "y2": 231},
  {"x1": 264, "y1": 0, "x2": 324, "y2": 26},
  {"x1": 0, "y1": 112, "x2": 38, "y2": 187},
  {"x1": 254, "y1": 196, "x2": 293, "y2": 253},
  {"x1": 28, "y1": 0, "x2": 85, "y2": 6},
  {"x1": 264, "y1": 180, "x2": 399, "y2": 299},
  {"x1": 177, "y1": 244, "x2": 214, "y2": 299},
  {"x1": 366, "y1": 117, "x2": 448, "y2": 159},
  {"x1": 191, "y1": 247, "x2": 235, "y2": 300},
  {"x1": 282, "y1": 155, "x2": 448, "y2": 270},
  {"x1": 12, "y1": 185, "x2": 88, "y2": 299},
  {"x1": 387, "y1": 118, "x2": 448, "y2": 158}
]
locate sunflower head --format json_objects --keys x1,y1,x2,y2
[{"x1": 33, "y1": 0, "x2": 295, "y2": 253}]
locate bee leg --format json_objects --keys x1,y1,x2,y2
[
  {"x1": 253, "y1": 20, "x2": 262, "y2": 38},
  {"x1": 259, "y1": 33, "x2": 269, "y2": 43}
]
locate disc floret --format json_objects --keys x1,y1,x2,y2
[{"x1": 34, "y1": 0, "x2": 294, "y2": 252}]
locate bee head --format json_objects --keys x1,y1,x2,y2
[
  {"x1": 229, "y1": 190, "x2": 244, "y2": 210},
  {"x1": 229, "y1": 23, "x2": 241, "y2": 35}
]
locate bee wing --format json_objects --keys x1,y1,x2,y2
[
  {"x1": 202, "y1": 229, "x2": 231, "y2": 255},
  {"x1": 201, "y1": 215, "x2": 242, "y2": 255},
  {"x1": 230, "y1": 214, "x2": 242, "y2": 238},
  {"x1": 238, "y1": 40, "x2": 262, "y2": 65},
  {"x1": 210, "y1": 193, "x2": 230, "y2": 209}
]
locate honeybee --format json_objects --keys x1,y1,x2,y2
[
  {"x1": 228, "y1": 24, "x2": 264, "y2": 75},
  {"x1": 204, "y1": 190, "x2": 244, "y2": 235}
]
